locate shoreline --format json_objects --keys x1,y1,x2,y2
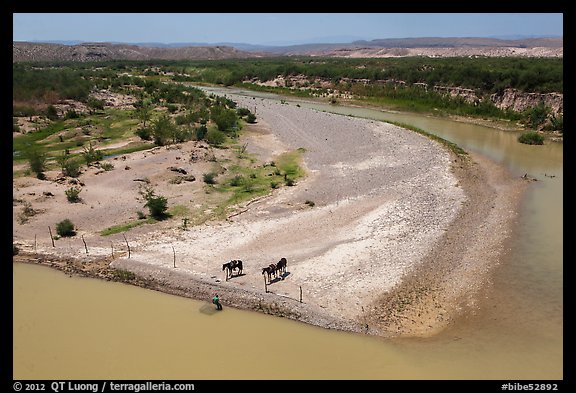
[{"x1": 12, "y1": 96, "x2": 529, "y2": 338}]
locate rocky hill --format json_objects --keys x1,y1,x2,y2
[
  {"x1": 261, "y1": 37, "x2": 563, "y2": 58},
  {"x1": 12, "y1": 42, "x2": 262, "y2": 63}
]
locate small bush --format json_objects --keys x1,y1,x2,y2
[
  {"x1": 135, "y1": 127, "x2": 152, "y2": 140},
  {"x1": 230, "y1": 175, "x2": 244, "y2": 186},
  {"x1": 46, "y1": 105, "x2": 59, "y2": 120},
  {"x1": 56, "y1": 219, "x2": 76, "y2": 237},
  {"x1": 145, "y1": 195, "x2": 168, "y2": 219},
  {"x1": 195, "y1": 125, "x2": 208, "y2": 140},
  {"x1": 83, "y1": 142, "x2": 104, "y2": 165},
  {"x1": 203, "y1": 172, "x2": 217, "y2": 184},
  {"x1": 236, "y1": 107, "x2": 251, "y2": 116},
  {"x1": 65, "y1": 186, "x2": 82, "y2": 203},
  {"x1": 270, "y1": 181, "x2": 279, "y2": 189},
  {"x1": 136, "y1": 211, "x2": 146, "y2": 220},
  {"x1": 518, "y1": 132, "x2": 544, "y2": 145},
  {"x1": 27, "y1": 148, "x2": 47, "y2": 179},
  {"x1": 246, "y1": 113, "x2": 257, "y2": 123},
  {"x1": 205, "y1": 129, "x2": 226, "y2": 145},
  {"x1": 100, "y1": 162, "x2": 114, "y2": 171},
  {"x1": 63, "y1": 159, "x2": 82, "y2": 178},
  {"x1": 65, "y1": 109, "x2": 80, "y2": 119},
  {"x1": 18, "y1": 201, "x2": 37, "y2": 224}
]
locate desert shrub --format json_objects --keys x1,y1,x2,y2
[
  {"x1": 135, "y1": 127, "x2": 152, "y2": 140},
  {"x1": 64, "y1": 109, "x2": 80, "y2": 119},
  {"x1": 63, "y1": 159, "x2": 82, "y2": 178},
  {"x1": 83, "y1": 142, "x2": 104, "y2": 165},
  {"x1": 144, "y1": 194, "x2": 168, "y2": 219},
  {"x1": 100, "y1": 162, "x2": 114, "y2": 171},
  {"x1": 203, "y1": 172, "x2": 217, "y2": 184},
  {"x1": 246, "y1": 113, "x2": 257, "y2": 123},
  {"x1": 17, "y1": 201, "x2": 36, "y2": 224},
  {"x1": 136, "y1": 211, "x2": 146, "y2": 219},
  {"x1": 65, "y1": 186, "x2": 82, "y2": 203},
  {"x1": 524, "y1": 104, "x2": 550, "y2": 129},
  {"x1": 46, "y1": 105, "x2": 59, "y2": 120},
  {"x1": 230, "y1": 175, "x2": 244, "y2": 186},
  {"x1": 518, "y1": 132, "x2": 544, "y2": 145},
  {"x1": 195, "y1": 125, "x2": 208, "y2": 140},
  {"x1": 56, "y1": 219, "x2": 76, "y2": 237},
  {"x1": 237, "y1": 107, "x2": 251, "y2": 116},
  {"x1": 27, "y1": 147, "x2": 47, "y2": 180},
  {"x1": 205, "y1": 129, "x2": 226, "y2": 145}
]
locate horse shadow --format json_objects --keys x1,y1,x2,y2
[
  {"x1": 269, "y1": 271, "x2": 290, "y2": 284},
  {"x1": 226, "y1": 272, "x2": 245, "y2": 281}
]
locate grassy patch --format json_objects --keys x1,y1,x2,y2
[
  {"x1": 169, "y1": 204, "x2": 190, "y2": 217},
  {"x1": 99, "y1": 218, "x2": 155, "y2": 236}
]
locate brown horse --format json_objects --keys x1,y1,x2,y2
[
  {"x1": 262, "y1": 263, "x2": 276, "y2": 283},
  {"x1": 223, "y1": 260, "x2": 243, "y2": 280},
  {"x1": 276, "y1": 257, "x2": 287, "y2": 276}
]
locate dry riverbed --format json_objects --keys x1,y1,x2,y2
[{"x1": 13, "y1": 96, "x2": 526, "y2": 337}]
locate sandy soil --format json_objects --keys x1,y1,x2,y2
[{"x1": 12, "y1": 95, "x2": 527, "y2": 338}]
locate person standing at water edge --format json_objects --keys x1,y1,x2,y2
[{"x1": 212, "y1": 294, "x2": 222, "y2": 310}]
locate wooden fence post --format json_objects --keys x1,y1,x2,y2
[
  {"x1": 81, "y1": 235, "x2": 88, "y2": 254},
  {"x1": 48, "y1": 226, "x2": 55, "y2": 247},
  {"x1": 123, "y1": 234, "x2": 130, "y2": 258},
  {"x1": 172, "y1": 246, "x2": 176, "y2": 268}
]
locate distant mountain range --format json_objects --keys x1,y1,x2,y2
[{"x1": 13, "y1": 36, "x2": 563, "y2": 62}]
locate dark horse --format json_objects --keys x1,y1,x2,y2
[
  {"x1": 222, "y1": 260, "x2": 243, "y2": 280},
  {"x1": 262, "y1": 263, "x2": 276, "y2": 283},
  {"x1": 276, "y1": 257, "x2": 287, "y2": 276}
]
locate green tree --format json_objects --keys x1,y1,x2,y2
[
  {"x1": 27, "y1": 146, "x2": 47, "y2": 180},
  {"x1": 87, "y1": 97, "x2": 105, "y2": 114},
  {"x1": 151, "y1": 114, "x2": 176, "y2": 146},
  {"x1": 135, "y1": 104, "x2": 152, "y2": 128},
  {"x1": 210, "y1": 106, "x2": 237, "y2": 132}
]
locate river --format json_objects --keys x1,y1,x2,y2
[{"x1": 13, "y1": 87, "x2": 562, "y2": 380}]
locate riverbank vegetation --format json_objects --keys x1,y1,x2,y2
[{"x1": 13, "y1": 61, "x2": 308, "y2": 235}]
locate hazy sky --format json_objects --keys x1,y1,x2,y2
[{"x1": 13, "y1": 13, "x2": 563, "y2": 45}]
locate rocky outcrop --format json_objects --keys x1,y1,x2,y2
[
  {"x1": 490, "y1": 88, "x2": 563, "y2": 115},
  {"x1": 433, "y1": 86, "x2": 480, "y2": 105},
  {"x1": 433, "y1": 86, "x2": 563, "y2": 115}
]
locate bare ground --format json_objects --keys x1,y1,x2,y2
[{"x1": 12, "y1": 97, "x2": 527, "y2": 338}]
